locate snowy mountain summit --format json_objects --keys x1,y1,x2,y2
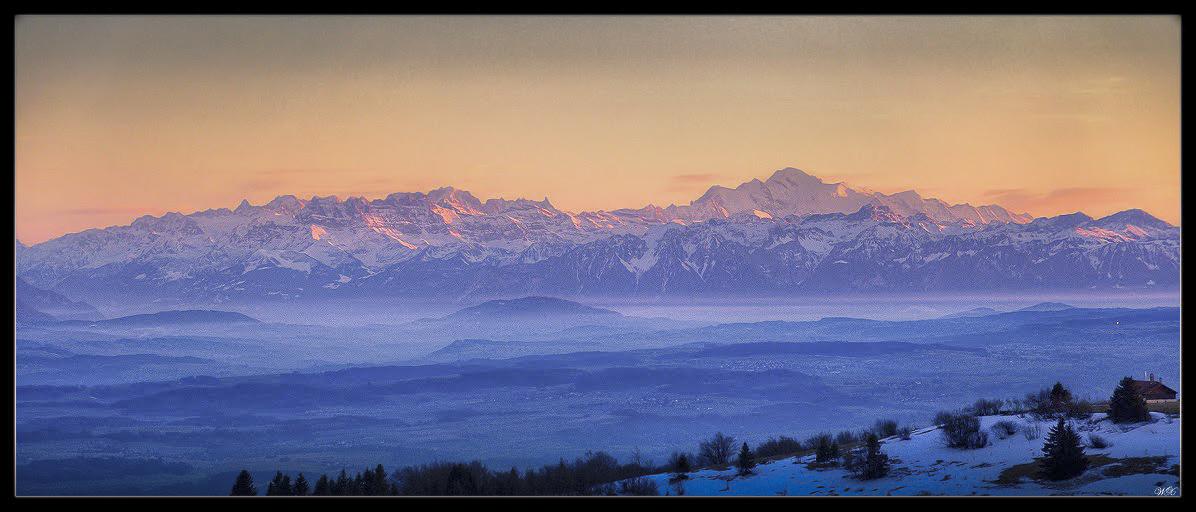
[
  {"x1": 15, "y1": 167, "x2": 1179, "y2": 308},
  {"x1": 640, "y1": 167, "x2": 1033, "y2": 226}
]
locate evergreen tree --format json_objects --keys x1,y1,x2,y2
[
  {"x1": 293, "y1": 473, "x2": 310, "y2": 496},
  {"x1": 1049, "y1": 382, "x2": 1072, "y2": 403},
  {"x1": 446, "y1": 463, "x2": 479, "y2": 495},
  {"x1": 369, "y1": 464, "x2": 388, "y2": 495},
  {"x1": 497, "y1": 467, "x2": 521, "y2": 496},
  {"x1": 266, "y1": 471, "x2": 293, "y2": 496},
  {"x1": 846, "y1": 433, "x2": 890, "y2": 480},
  {"x1": 313, "y1": 474, "x2": 331, "y2": 496},
  {"x1": 352, "y1": 471, "x2": 364, "y2": 495},
  {"x1": 673, "y1": 453, "x2": 691, "y2": 479},
  {"x1": 1108, "y1": 376, "x2": 1151, "y2": 423},
  {"x1": 1049, "y1": 381, "x2": 1074, "y2": 415},
  {"x1": 332, "y1": 468, "x2": 350, "y2": 496},
  {"x1": 815, "y1": 436, "x2": 840, "y2": 465},
  {"x1": 230, "y1": 469, "x2": 258, "y2": 496},
  {"x1": 1039, "y1": 417, "x2": 1088, "y2": 480},
  {"x1": 359, "y1": 467, "x2": 374, "y2": 496},
  {"x1": 735, "y1": 442, "x2": 755, "y2": 476}
]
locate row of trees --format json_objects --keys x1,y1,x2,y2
[
  {"x1": 232, "y1": 415, "x2": 910, "y2": 496},
  {"x1": 232, "y1": 451, "x2": 660, "y2": 496},
  {"x1": 231, "y1": 378, "x2": 1156, "y2": 495},
  {"x1": 959, "y1": 377, "x2": 1155, "y2": 425},
  {"x1": 232, "y1": 465, "x2": 396, "y2": 496}
]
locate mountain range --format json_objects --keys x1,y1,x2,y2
[{"x1": 14, "y1": 168, "x2": 1180, "y2": 309}]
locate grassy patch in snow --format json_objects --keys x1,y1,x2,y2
[
  {"x1": 995, "y1": 454, "x2": 1172, "y2": 486},
  {"x1": 804, "y1": 461, "x2": 840, "y2": 471},
  {"x1": 1100, "y1": 456, "x2": 1172, "y2": 478},
  {"x1": 1084, "y1": 400, "x2": 1180, "y2": 416},
  {"x1": 1148, "y1": 401, "x2": 1181, "y2": 416},
  {"x1": 995, "y1": 461, "x2": 1041, "y2": 485}
]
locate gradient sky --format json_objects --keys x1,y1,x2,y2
[{"x1": 15, "y1": 16, "x2": 1181, "y2": 244}]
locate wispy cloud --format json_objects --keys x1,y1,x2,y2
[
  {"x1": 670, "y1": 173, "x2": 721, "y2": 184},
  {"x1": 981, "y1": 187, "x2": 1126, "y2": 215},
  {"x1": 54, "y1": 207, "x2": 150, "y2": 217},
  {"x1": 661, "y1": 173, "x2": 723, "y2": 194}
]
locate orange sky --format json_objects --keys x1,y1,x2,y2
[{"x1": 15, "y1": 16, "x2": 1181, "y2": 244}]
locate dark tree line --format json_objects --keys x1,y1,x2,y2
[
  {"x1": 237, "y1": 465, "x2": 398, "y2": 496},
  {"x1": 231, "y1": 378, "x2": 1150, "y2": 495},
  {"x1": 233, "y1": 452, "x2": 660, "y2": 496},
  {"x1": 228, "y1": 414, "x2": 911, "y2": 496}
]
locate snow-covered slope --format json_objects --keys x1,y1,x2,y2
[
  {"x1": 637, "y1": 413, "x2": 1179, "y2": 496},
  {"x1": 15, "y1": 167, "x2": 1179, "y2": 307}
]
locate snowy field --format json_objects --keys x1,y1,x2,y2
[{"x1": 640, "y1": 413, "x2": 1180, "y2": 496}]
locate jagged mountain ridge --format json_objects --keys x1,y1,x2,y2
[
  {"x1": 14, "y1": 168, "x2": 1179, "y2": 306},
  {"x1": 615, "y1": 168, "x2": 1032, "y2": 226}
]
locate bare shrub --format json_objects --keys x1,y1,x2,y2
[
  {"x1": 873, "y1": 419, "x2": 899, "y2": 438},
  {"x1": 1005, "y1": 398, "x2": 1027, "y2": 414},
  {"x1": 940, "y1": 412, "x2": 989, "y2": 449},
  {"x1": 755, "y1": 436, "x2": 803, "y2": 459},
  {"x1": 1087, "y1": 434, "x2": 1111, "y2": 449},
  {"x1": 1067, "y1": 399, "x2": 1094, "y2": 419},
  {"x1": 933, "y1": 410, "x2": 956, "y2": 426},
  {"x1": 618, "y1": 477, "x2": 659, "y2": 496},
  {"x1": 698, "y1": 432, "x2": 736, "y2": 466},
  {"x1": 990, "y1": 420, "x2": 1019, "y2": 440},
  {"x1": 805, "y1": 432, "x2": 832, "y2": 450},
  {"x1": 1022, "y1": 422, "x2": 1042, "y2": 440},
  {"x1": 970, "y1": 398, "x2": 1004, "y2": 416}
]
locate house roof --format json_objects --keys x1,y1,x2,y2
[{"x1": 1131, "y1": 380, "x2": 1177, "y2": 399}]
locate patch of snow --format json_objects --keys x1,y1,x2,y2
[{"x1": 634, "y1": 414, "x2": 1179, "y2": 496}]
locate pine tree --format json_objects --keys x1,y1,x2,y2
[
  {"x1": 266, "y1": 471, "x2": 293, "y2": 496},
  {"x1": 673, "y1": 453, "x2": 691, "y2": 479},
  {"x1": 230, "y1": 469, "x2": 257, "y2": 496},
  {"x1": 359, "y1": 467, "x2": 374, "y2": 496},
  {"x1": 1108, "y1": 376, "x2": 1151, "y2": 423},
  {"x1": 1040, "y1": 417, "x2": 1088, "y2": 480},
  {"x1": 447, "y1": 463, "x2": 478, "y2": 495},
  {"x1": 815, "y1": 436, "x2": 837, "y2": 464},
  {"x1": 293, "y1": 473, "x2": 310, "y2": 496},
  {"x1": 333, "y1": 468, "x2": 350, "y2": 496},
  {"x1": 735, "y1": 442, "x2": 755, "y2": 476},
  {"x1": 1049, "y1": 381, "x2": 1074, "y2": 416},
  {"x1": 313, "y1": 474, "x2": 331, "y2": 496},
  {"x1": 848, "y1": 433, "x2": 890, "y2": 480},
  {"x1": 370, "y1": 464, "x2": 388, "y2": 495},
  {"x1": 352, "y1": 471, "x2": 364, "y2": 495}
]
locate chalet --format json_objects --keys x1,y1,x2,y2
[{"x1": 1131, "y1": 373, "x2": 1178, "y2": 403}]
